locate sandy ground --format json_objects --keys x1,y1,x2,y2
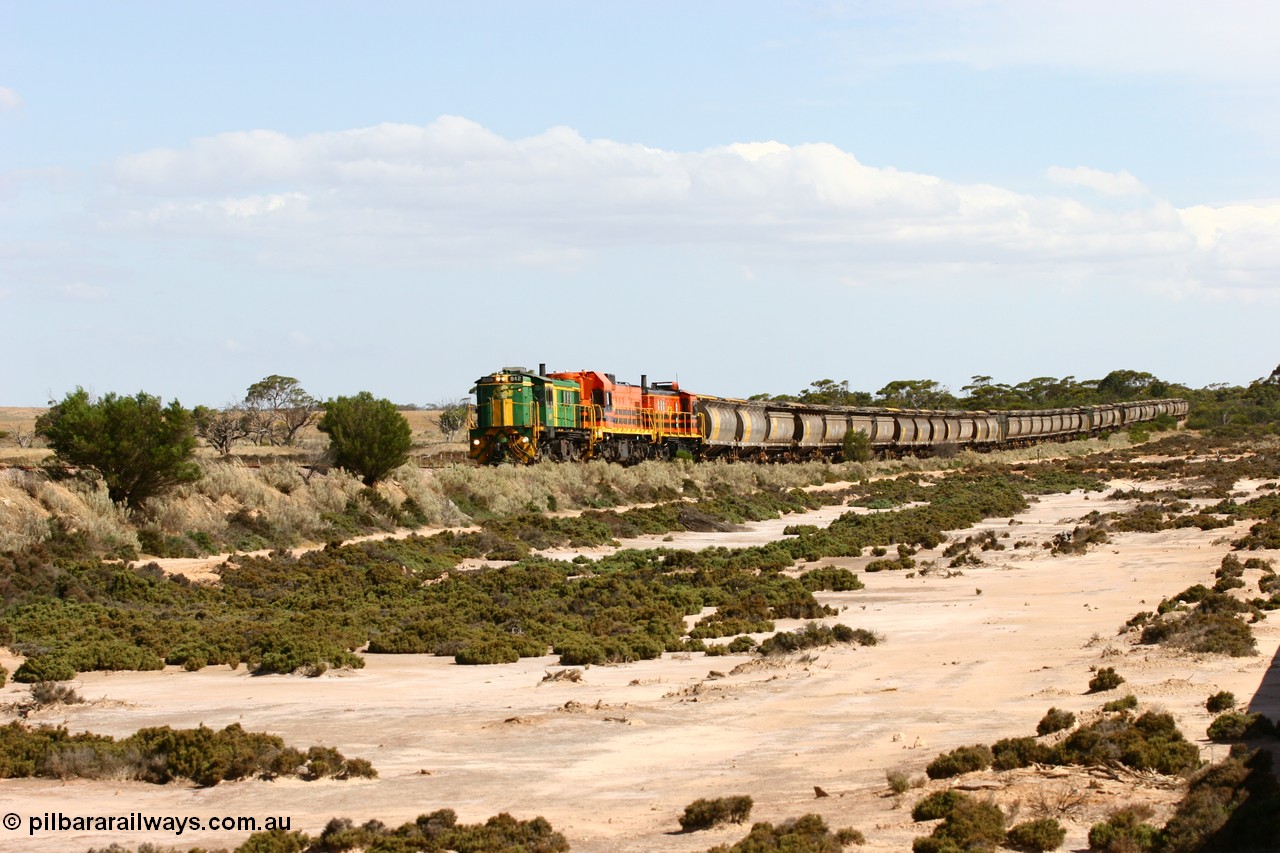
[{"x1": 1, "y1": 481, "x2": 1278, "y2": 852}]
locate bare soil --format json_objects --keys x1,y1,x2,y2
[{"x1": 1, "y1": 479, "x2": 1278, "y2": 852}]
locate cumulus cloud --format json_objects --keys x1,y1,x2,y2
[
  {"x1": 101, "y1": 116, "x2": 1280, "y2": 300},
  {"x1": 1046, "y1": 166, "x2": 1146, "y2": 197},
  {"x1": 0, "y1": 87, "x2": 22, "y2": 111}
]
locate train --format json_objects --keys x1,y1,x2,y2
[{"x1": 468, "y1": 365, "x2": 1189, "y2": 465}]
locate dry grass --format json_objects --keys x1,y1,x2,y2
[{"x1": 0, "y1": 402, "x2": 1141, "y2": 556}]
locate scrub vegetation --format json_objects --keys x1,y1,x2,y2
[{"x1": 0, "y1": 722, "x2": 374, "y2": 787}]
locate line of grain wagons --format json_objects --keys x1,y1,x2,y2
[{"x1": 692, "y1": 397, "x2": 1189, "y2": 459}]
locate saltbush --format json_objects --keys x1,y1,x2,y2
[
  {"x1": 1036, "y1": 708, "x2": 1076, "y2": 736},
  {"x1": 1088, "y1": 667, "x2": 1125, "y2": 693},
  {"x1": 1205, "y1": 691, "x2": 1235, "y2": 713},
  {"x1": 912, "y1": 789, "x2": 966, "y2": 821},
  {"x1": 925, "y1": 744, "x2": 993, "y2": 779},
  {"x1": 1206, "y1": 712, "x2": 1276, "y2": 742},
  {"x1": 1088, "y1": 805, "x2": 1160, "y2": 852},
  {"x1": 911, "y1": 796, "x2": 1005, "y2": 853},
  {"x1": 1005, "y1": 817, "x2": 1066, "y2": 852},
  {"x1": 678, "y1": 795, "x2": 753, "y2": 831},
  {"x1": 1102, "y1": 694, "x2": 1138, "y2": 713},
  {"x1": 707, "y1": 814, "x2": 863, "y2": 852}
]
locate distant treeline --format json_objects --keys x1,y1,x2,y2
[{"x1": 752, "y1": 367, "x2": 1280, "y2": 433}]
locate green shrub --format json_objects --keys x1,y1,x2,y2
[
  {"x1": 1161, "y1": 748, "x2": 1280, "y2": 853},
  {"x1": 1206, "y1": 712, "x2": 1276, "y2": 742},
  {"x1": 912, "y1": 796, "x2": 1005, "y2": 853},
  {"x1": 1205, "y1": 691, "x2": 1236, "y2": 713},
  {"x1": 1005, "y1": 817, "x2": 1066, "y2": 852},
  {"x1": 317, "y1": 392, "x2": 413, "y2": 486},
  {"x1": 1102, "y1": 694, "x2": 1138, "y2": 713},
  {"x1": 1036, "y1": 708, "x2": 1076, "y2": 736},
  {"x1": 925, "y1": 744, "x2": 993, "y2": 779},
  {"x1": 757, "y1": 622, "x2": 876, "y2": 656},
  {"x1": 887, "y1": 768, "x2": 911, "y2": 794},
  {"x1": 678, "y1": 795, "x2": 753, "y2": 831},
  {"x1": 990, "y1": 737, "x2": 1054, "y2": 771},
  {"x1": 454, "y1": 640, "x2": 521, "y2": 666},
  {"x1": 0, "y1": 722, "x2": 374, "y2": 787},
  {"x1": 36, "y1": 387, "x2": 201, "y2": 506},
  {"x1": 800, "y1": 566, "x2": 865, "y2": 591},
  {"x1": 1087, "y1": 806, "x2": 1160, "y2": 852},
  {"x1": 1088, "y1": 667, "x2": 1125, "y2": 693},
  {"x1": 13, "y1": 656, "x2": 77, "y2": 683},
  {"x1": 912, "y1": 789, "x2": 967, "y2": 821},
  {"x1": 707, "y1": 813, "x2": 863, "y2": 852},
  {"x1": 1057, "y1": 711, "x2": 1200, "y2": 775}
]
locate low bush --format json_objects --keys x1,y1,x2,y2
[
  {"x1": 1088, "y1": 805, "x2": 1160, "y2": 852},
  {"x1": 925, "y1": 744, "x2": 993, "y2": 780},
  {"x1": 1102, "y1": 694, "x2": 1138, "y2": 713},
  {"x1": 1005, "y1": 817, "x2": 1066, "y2": 852},
  {"x1": 12, "y1": 656, "x2": 77, "y2": 684},
  {"x1": 1088, "y1": 667, "x2": 1125, "y2": 693},
  {"x1": 1206, "y1": 712, "x2": 1276, "y2": 742},
  {"x1": 1057, "y1": 711, "x2": 1200, "y2": 776},
  {"x1": 1036, "y1": 708, "x2": 1076, "y2": 736},
  {"x1": 0, "y1": 722, "x2": 375, "y2": 787},
  {"x1": 678, "y1": 795, "x2": 753, "y2": 832},
  {"x1": 1205, "y1": 691, "x2": 1236, "y2": 713},
  {"x1": 911, "y1": 795, "x2": 1005, "y2": 853},
  {"x1": 799, "y1": 566, "x2": 865, "y2": 592},
  {"x1": 28, "y1": 681, "x2": 83, "y2": 707},
  {"x1": 241, "y1": 809, "x2": 569, "y2": 853},
  {"x1": 912, "y1": 789, "x2": 967, "y2": 821},
  {"x1": 1160, "y1": 748, "x2": 1280, "y2": 853},
  {"x1": 990, "y1": 737, "x2": 1054, "y2": 771},
  {"x1": 757, "y1": 622, "x2": 877, "y2": 656},
  {"x1": 707, "y1": 814, "x2": 863, "y2": 852}
]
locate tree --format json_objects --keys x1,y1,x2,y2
[
  {"x1": 243, "y1": 375, "x2": 320, "y2": 446},
  {"x1": 1097, "y1": 369, "x2": 1157, "y2": 402},
  {"x1": 798, "y1": 379, "x2": 872, "y2": 407},
  {"x1": 875, "y1": 379, "x2": 955, "y2": 409},
  {"x1": 36, "y1": 388, "x2": 201, "y2": 506},
  {"x1": 435, "y1": 398, "x2": 471, "y2": 443},
  {"x1": 192, "y1": 404, "x2": 251, "y2": 455},
  {"x1": 317, "y1": 392, "x2": 413, "y2": 486}
]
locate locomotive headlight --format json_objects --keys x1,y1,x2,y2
[{"x1": 472, "y1": 439, "x2": 480, "y2": 446}]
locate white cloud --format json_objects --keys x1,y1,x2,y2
[
  {"x1": 1046, "y1": 166, "x2": 1146, "y2": 197},
  {"x1": 0, "y1": 87, "x2": 22, "y2": 111},
  {"x1": 100, "y1": 117, "x2": 1280, "y2": 301},
  {"x1": 824, "y1": 1, "x2": 1280, "y2": 82}
]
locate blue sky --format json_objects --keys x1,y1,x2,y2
[{"x1": 2, "y1": 1, "x2": 1278, "y2": 407}]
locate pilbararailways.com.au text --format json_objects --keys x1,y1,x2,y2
[{"x1": 7, "y1": 811, "x2": 293, "y2": 836}]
